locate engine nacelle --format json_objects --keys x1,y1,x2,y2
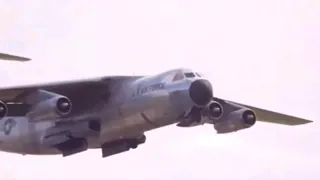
[
  {"x1": 177, "y1": 101, "x2": 223, "y2": 127},
  {"x1": 0, "y1": 101, "x2": 8, "y2": 118},
  {"x1": 207, "y1": 101, "x2": 223, "y2": 119},
  {"x1": 214, "y1": 108, "x2": 256, "y2": 134},
  {"x1": 27, "y1": 96, "x2": 72, "y2": 121}
]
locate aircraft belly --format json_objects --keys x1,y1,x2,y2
[
  {"x1": 142, "y1": 93, "x2": 181, "y2": 127},
  {"x1": 100, "y1": 91, "x2": 176, "y2": 142},
  {"x1": 24, "y1": 121, "x2": 57, "y2": 155}
]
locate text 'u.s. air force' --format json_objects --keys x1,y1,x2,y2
[{"x1": 133, "y1": 83, "x2": 165, "y2": 97}]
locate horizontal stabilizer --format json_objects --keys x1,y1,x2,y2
[{"x1": 0, "y1": 53, "x2": 31, "y2": 61}]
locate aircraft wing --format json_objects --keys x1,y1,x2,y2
[
  {"x1": 0, "y1": 76, "x2": 138, "y2": 117},
  {"x1": 0, "y1": 53, "x2": 31, "y2": 61},
  {"x1": 213, "y1": 97, "x2": 312, "y2": 125}
]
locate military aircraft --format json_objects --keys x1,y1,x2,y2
[{"x1": 0, "y1": 56, "x2": 313, "y2": 158}]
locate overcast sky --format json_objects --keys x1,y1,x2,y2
[{"x1": 0, "y1": 0, "x2": 320, "y2": 179}]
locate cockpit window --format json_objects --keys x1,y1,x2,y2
[
  {"x1": 184, "y1": 72, "x2": 196, "y2": 78},
  {"x1": 172, "y1": 71, "x2": 185, "y2": 81},
  {"x1": 162, "y1": 73, "x2": 175, "y2": 82},
  {"x1": 161, "y1": 70, "x2": 185, "y2": 83},
  {"x1": 195, "y1": 72, "x2": 201, "y2": 77}
]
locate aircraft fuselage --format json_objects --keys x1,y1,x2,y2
[
  {"x1": 0, "y1": 69, "x2": 207, "y2": 156},
  {"x1": 0, "y1": 68, "x2": 313, "y2": 157}
]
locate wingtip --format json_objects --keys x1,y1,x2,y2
[
  {"x1": 0, "y1": 53, "x2": 31, "y2": 62},
  {"x1": 302, "y1": 119, "x2": 313, "y2": 124},
  {"x1": 289, "y1": 119, "x2": 313, "y2": 126}
]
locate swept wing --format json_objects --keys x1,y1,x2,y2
[
  {"x1": 0, "y1": 76, "x2": 137, "y2": 117},
  {"x1": 0, "y1": 53, "x2": 31, "y2": 61},
  {"x1": 213, "y1": 97, "x2": 312, "y2": 125}
]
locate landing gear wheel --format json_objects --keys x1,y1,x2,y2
[
  {"x1": 189, "y1": 106, "x2": 202, "y2": 123},
  {"x1": 137, "y1": 135, "x2": 146, "y2": 144},
  {"x1": 127, "y1": 135, "x2": 146, "y2": 149},
  {"x1": 130, "y1": 143, "x2": 138, "y2": 149},
  {"x1": 55, "y1": 138, "x2": 88, "y2": 157},
  {"x1": 127, "y1": 139, "x2": 138, "y2": 149}
]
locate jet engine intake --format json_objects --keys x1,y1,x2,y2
[
  {"x1": 56, "y1": 97, "x2": 72, "y2": 114},
  {"x1": 28, "y1": 96, "x2": 72, "y2": 121},
  {"x1": 207, "y1": 101, "x2": 223, "y2": 119},
  {"x1": 213, "y1": 109, "x2": 256, "y2": 133},
  {"x1": 0, "y1": 101, "x2": 7, "y2": 118}
]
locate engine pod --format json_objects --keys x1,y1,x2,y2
[
  {"x1": 208, "y1": 101, "x2": 223, "y2": 119},
  {"x1": 27, "y1": 96, "x2": 72, "y2": 122},
  {"x1": 241, "y1": 109, "x2": 256, "y2": 126},
  {"x1": 213, "y1": 109, "x2": 256, "y2": 134},
  {"x1": 56, "y1": 97, "x2": 72, "y2": 115}
]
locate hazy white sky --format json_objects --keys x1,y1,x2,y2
[{"x1": 0, "y1": 0, "x2": 320, "y2": 179}]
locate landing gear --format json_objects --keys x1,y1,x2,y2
[
  {"x1": 177, "y1": 106, "x2": 202, "y2": 127},
  {"x1": 189, "y1": 106, "x2": 202, "y2": 123},
  {"x1": 127, "y1": 135, "x2": 146, "y2": 149},
  {"x1": 127, "y1": 139, "x2": 138, "y2": 149},
  {"x1": 101, "y1": 135, "x2": 146, "y2": 158},
  {"x1": 55, "y1": 138, "x2": 88, "y2": 157},
  {"x1": 138, "y1": 134, "x2": 146, "y2": 143}
]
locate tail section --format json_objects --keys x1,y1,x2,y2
[{"x1": 0, "y1": 53, "x2": 31, "y2": 62}]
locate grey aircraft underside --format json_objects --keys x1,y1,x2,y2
[{"x1": 0, "y1": 53, "x2": 313, "y2": 158}]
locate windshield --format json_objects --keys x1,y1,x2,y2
[
  {"x1": 184, "y1": 72, "x2": 196, "y2": 78},
  {"x1": 161, "y1": 70, "x2": 185, "y2": 83},
  {"x1": 172, "y1": 71, "x2": 185, "y2": 81},
  {"x1": 195, "y1": 72, "x2": 202, "y2": 77}
]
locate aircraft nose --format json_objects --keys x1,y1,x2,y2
[{"x1": 189, "y1": 79, "x2": 213, "y2": 107}]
